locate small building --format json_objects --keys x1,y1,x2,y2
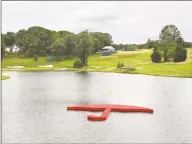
[
  {"x1": 101, "y1": 46, "x2": 115, "y2": 56},
  {"x1": 5, "y1": 44, "x2": 24, "y2": 53},
  {"x1": 102, "y1": 46, "x2": 115, "y2": 52}
]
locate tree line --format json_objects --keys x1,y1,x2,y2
[
  {"x1": 1, "y1": 27, "x2": 113, "y2": 61},
  {"x1": 1, "y1": 25, "x2": 192, "y2": 64},
  {"x1": 151, "y1": 25, "x2": 189, "y2": 63}
]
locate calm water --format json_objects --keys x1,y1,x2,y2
[{"x1": 2, "y1": 71, "x2": 192, "y2": 143}]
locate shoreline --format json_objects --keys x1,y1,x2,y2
[
  {"x1": 2, "y1": 68, "x2": 192, "y2": 78},
  {"x1": 1, "y1": 75, "x2": 10, "y2": 80},
  {"x1": 2, "y1": 48, "x2": 191, "y2": 79}
]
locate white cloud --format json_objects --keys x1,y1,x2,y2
[{"x1": 2, "y1": 1, "x2": 192, "y2": 44}]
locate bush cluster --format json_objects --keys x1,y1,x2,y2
[{"x1": 73, "y1": 60, "x2": 84, "y2": 69}]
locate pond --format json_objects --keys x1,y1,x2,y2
[{"x1": 2, "y1": 71, "x2": 192, "y2": 143}]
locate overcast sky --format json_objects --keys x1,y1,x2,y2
[{"x1": 2, "y1": 1, "x2": 192, "y2": 44}]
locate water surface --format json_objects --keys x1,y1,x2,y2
[{"x1": 2, "y1": 71, "x2": 192, "y2": 143}]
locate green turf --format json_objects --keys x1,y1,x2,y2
[
  {"x1": 1, "y1": 75, "x2": 10, "y2": 80},
  {"x1": 2, "y1": 48, "x2": 192, "y2": 78}
]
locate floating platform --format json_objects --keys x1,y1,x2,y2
[{"x1": 67, "y1": 104, "x2": 153, "y2": 121}]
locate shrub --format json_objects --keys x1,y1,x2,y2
[
  {"x1": 117, "y1": 61, "x2": 124, "y2": 68},
  {"x1": 120, "y1": 63, "x2": 124, "y2": 68},
  {"x1": 117, "y1": 61, "x2": 121, "y2": 68},
  {"x1": 73, "y1": 60, "x2": 84, "y2": 69},
  {"x1": 151, "y1": 50, "x2": 161, "y2": 63},
  {"x1": 33, "y1": 54, "x2": 38, "y2": 61},
  {"x1": 173, "y1": 47, "x2": 187, "y2": 62}
]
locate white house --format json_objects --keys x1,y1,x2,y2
[
  {"x1": 5, "y1": 44, "x2": 24, "y2": 53},
  {"x1": 102, "y1": 46, "x2": 115, "y2": 52}
]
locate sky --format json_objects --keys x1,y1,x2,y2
[{"x1": 2, "y1": 1, "x2": 192, "y2": 44}]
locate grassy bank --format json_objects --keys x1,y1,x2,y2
[
  {"x1": 2, "y1": 48, "x2": 192, "y2": 78},
  {"x1": 1, "y1": 75, "x2": 10, "y2": 80}
]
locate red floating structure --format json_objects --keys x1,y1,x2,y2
[{"x1": 67, "y1": 104, "x2": 153, "y2": 121}]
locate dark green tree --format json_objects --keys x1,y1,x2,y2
[
  {"x1": 64, "y1": 34, "x2": 77, "y2": 55},
  {"x1": 51, "y1": 38, "x2": 66, "y2": 60},
  {"x1": 74, "y1": 32, "x2": 93, "y2": 67},
  {"x1": 173, "y1": 44, "x2": 187, "y2": 62},
  {"x1": 3, "y1": 32, "x2": 16, "y2": 46},
  {"x1": 90, "y1": 37, "x2": 101, "y2": 53},
  {"x1": 89, "y1": 32, "x2": 113, "y2": 51},
  {"x1": 151, "y1": 47, "x2": 161, "y2": 63},
  {"x1": 146, "y1": 39, "x2": 158, "y2": 49},
  {"x1": 159, "y1": 25, "x2": 184, "y2": 62}
]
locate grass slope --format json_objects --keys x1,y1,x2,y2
[
  {"x1": 1, "y1": 75, "x2": 10, "y2": 80},
  {"x1": 2, "y1": 48, "x2": 192, "y2": 78}
]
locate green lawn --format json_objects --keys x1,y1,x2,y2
[
  {"x1": 1, "y1": 75, "x2": 10, "y2": 80},
  {"x1": 2, "y1": 48, "x2": 192, "y2": 78}
]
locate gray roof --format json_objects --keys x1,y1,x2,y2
[{"x1": 102, "y1": 46, "x2": 115, "y2": 50}]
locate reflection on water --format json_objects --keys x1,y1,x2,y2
[{"x1": 2, "y1": 71, "x2": 192, "y2": 143}]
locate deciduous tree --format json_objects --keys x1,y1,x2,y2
[{"x1": 74, "y1": 32, "x2": 93, "y2": 68}]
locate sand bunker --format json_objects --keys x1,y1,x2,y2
[
  {"x1": 38, "y1": 65, "x2": 53, "y2": 68},
  {"x1": 7, "y1": 66, "x2": 24, "y2": 69},
  {"x1": 89, "y1": 66, "x2": 102, "y2": 69},
  {"x1": 105, "y1": 67, "x2": 116, "y2": 70},
  {"x1": 54, "y1": 68, "x2": 67, "y2": 70}
]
